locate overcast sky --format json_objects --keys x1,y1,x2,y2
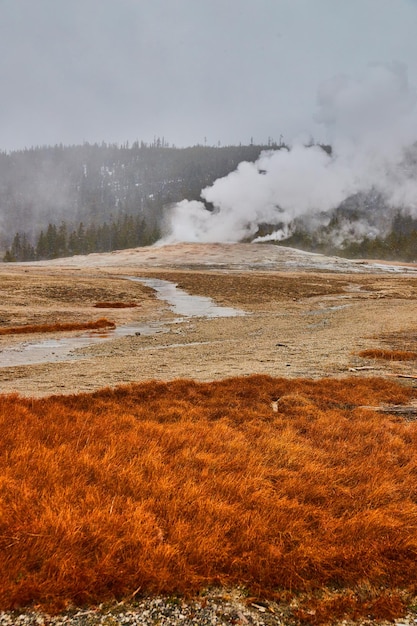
[{"x1": 1, "y1": 0, "x2": 417, "y2": 151}]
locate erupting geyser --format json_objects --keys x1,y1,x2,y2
[{"x1": 161, "y1": 63, "x2": 417, "y2": 247}]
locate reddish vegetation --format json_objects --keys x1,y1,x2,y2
[
  {"x1": 94, "y1": 302, "x2": 139, "y2": 308},
  {"x1": 0, "y1": 318, "x2": 115, "y2": 335},
  {"x1": 292, "y1": 589, "x2": 408, "y2": 624},
  {"x1": 359, "y1": 348, "x2": 417, "y2": 361},
  {"x1": 1, "y1": 375, "x2": 417, "y2": 622}
]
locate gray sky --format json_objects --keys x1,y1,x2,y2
[{"x1": 1, "y1": 0, "x2": 417, "y2": 151}]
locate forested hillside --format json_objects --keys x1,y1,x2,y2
[
  {"x1": 0, "y1": 141, "x2": 274, "y2": 260},
  {"x1": 3, "y1": 140, "x2": 417, "y2": 262}
]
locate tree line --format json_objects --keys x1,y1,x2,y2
[
  {"x1": 0, "y1": 140, "x2": 277, "y2": 260},
  {"x1": 3, "y1": 212, "x2": 161, "y2": 262},
  {"x1": 3, "y1": 139, "x2": 414, "y2": 263}
]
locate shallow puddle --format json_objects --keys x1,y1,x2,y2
[
  {"x1": 0, "y1": 322, "x2": 167, "y2": 367},
  {"x1": 0, "y1": 276, "x2": 244, "y2": 367}
]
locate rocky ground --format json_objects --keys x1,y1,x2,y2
[{"x1": 0, "y1": 588, "x2": 303, "y2": 626}]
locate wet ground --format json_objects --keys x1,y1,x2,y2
[
  {"x1": 0, "y1": 242, "x2": 417, "y2": 397},
  {"x1": 0, "y1": 276, "x2": 244, "y2": 367}
]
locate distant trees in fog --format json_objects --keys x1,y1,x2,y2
[
  {"x1": 3, "y1": 213, "x2": 163, "y2": 261},
  {"x1": 3, "y1": 139, "x2": 416, "y2": 263},
  {"x1": 279, "y1": 210, "x2": 417, "y2": 262},
  {"x1": 0, "y1": 141, "x2": 272, "y2": 261}
]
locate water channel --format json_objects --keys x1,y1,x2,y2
[
  {"x1": 129, "y1": 277, "x2": 243, "y2": 318},
  {"x1": 0, "y1": 277, "x2": 245, "y2": 367}
]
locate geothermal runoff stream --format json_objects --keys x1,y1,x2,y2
[{"x1": 0, "y1": 277, "x2": 245, "y2": 368}]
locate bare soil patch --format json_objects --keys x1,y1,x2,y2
[{"x1": 0, "y1": 242, "x2": 416, "y2": 397}]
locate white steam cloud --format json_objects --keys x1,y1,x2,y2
[{"x1": 162, "y1": 63, "x2": 417, "y2": 245}]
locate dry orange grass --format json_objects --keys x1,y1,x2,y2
[
  {"x1": 94, "y1": 302, "x2": 139, "y2": 308},
  {"x1": 359, "y1": 348, "x2": 417, "y2": 361},
  {"x1": 1, "y1": 375, "x2": 417, "y2": 622},
  {"x1": 0, "y1": 318, "x2": 115, "y2": 335}
]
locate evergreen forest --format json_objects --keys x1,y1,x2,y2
[
  {"x1": 2, "y1": 139, "x2": 417, "y2": 262},
  {"x1": 1, "y1": 141, "x2": 274, "y2": 261}
]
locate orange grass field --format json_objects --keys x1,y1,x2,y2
[
  {"x1": 0, "y1": 318, "x2": 115, "y2": 335},
  {"x1": 2, "y1": 375, "x2": 417, "y2": 623}
]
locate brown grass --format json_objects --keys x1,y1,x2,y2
[
  {"x1": 1, "y1": 375, "x2": 417, "y2": 622},
  {"x1": 359, "y1": 348, "x2": 417, "y2": 361},
  {"x1": 0, "y1": 318, "x2": 116, "y2": 335},
  {"x1": 93, "y1": 302, "x2": 139, "y2": 308}
]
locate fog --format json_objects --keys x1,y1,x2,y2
[{"x1": 1, "y1": 0, "x2": 417, "y2": 151}]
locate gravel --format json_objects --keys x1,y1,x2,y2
[
  {"x1": 3, "y1": 592, "x2": 417, "y2": 626},
  {"x1": 0, "y1": 592, "x2": 291, "y2": 626}
]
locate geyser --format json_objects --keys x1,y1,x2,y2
[{"x1": 162, "y1": 63, "x2": 417, "y2": 247}]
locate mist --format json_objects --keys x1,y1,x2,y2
[{"x1": 162, "y1": 64, "x2": 417, "y2": 246}]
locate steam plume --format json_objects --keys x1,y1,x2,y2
[{"x1": 162, "y1": 63, "x2": 417, "y2": 245}]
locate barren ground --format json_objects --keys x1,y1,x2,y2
[{"x1": 1, "y1": 242, "x2": 417, "y2": 397}]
